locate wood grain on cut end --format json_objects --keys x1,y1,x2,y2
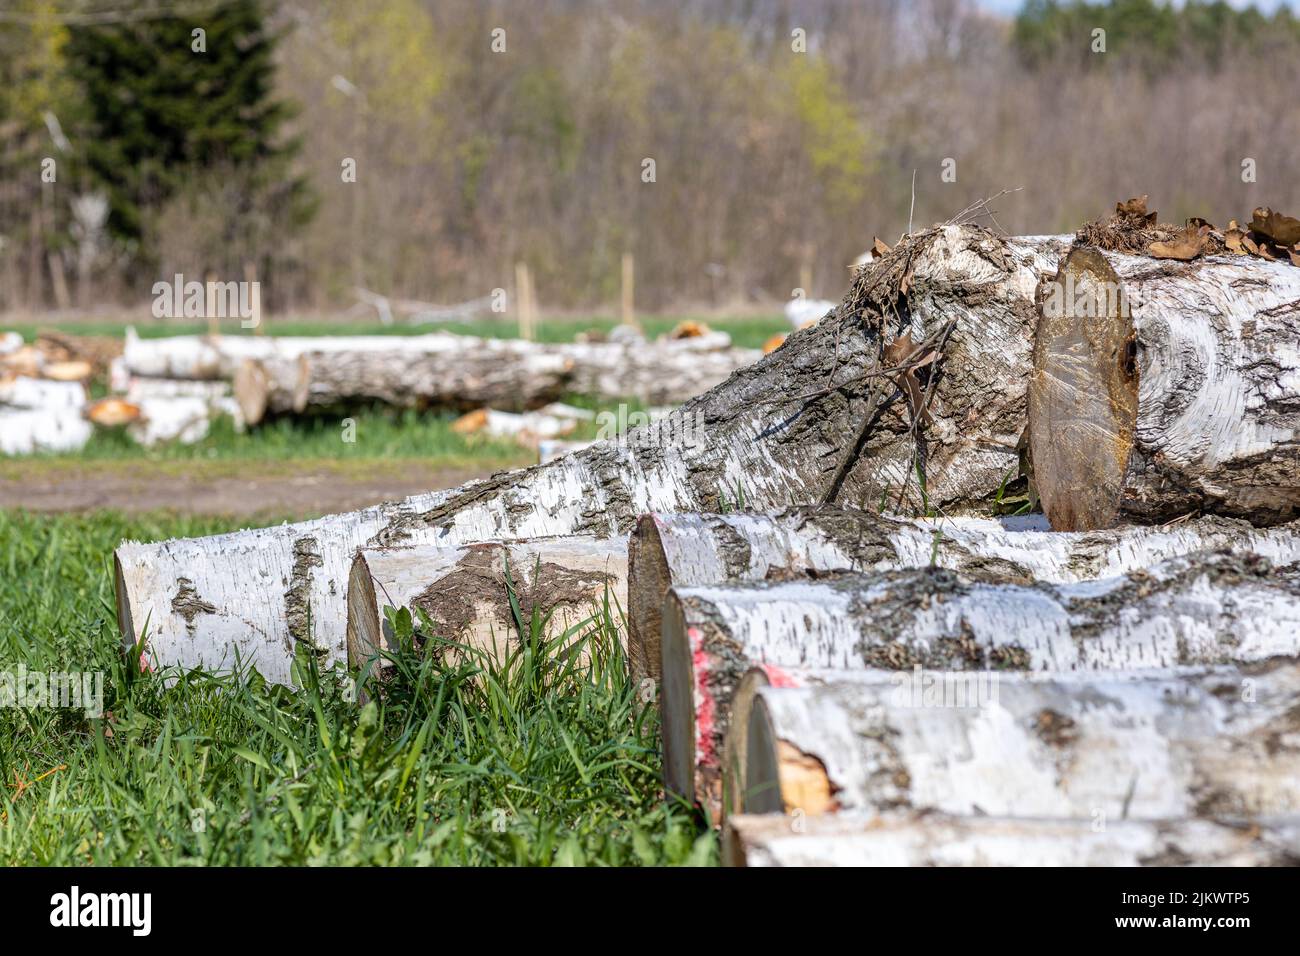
[
  {"x1": 627, "y1": 515, "x2": 672, "y2": 683},
  {"x1": 743, "y1": 696, "x2": 834, "y2": 816},
  {"x1": 232, "y1": 358, "x2": 269, "y2": 427},
  {"x1": 721, "y1": 668, "x2": 774, "y2": 821},
  {"x1": 113, "y1": 552, "x2": 136, "y2": 651},
  {"x1": 1029, "y1": 245, "x2": 1138, "y2": 530},
  {"x1": 345, "y1": 551, "x2": 384, "y2": 671},
  {"x1": 659, "y1": 590, "x2": 697, "y2": 808}
]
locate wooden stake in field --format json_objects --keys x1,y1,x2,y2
[
  {"x1": 515, "y1": 262, "x2": 537, "y2": 341},
  {"x1": 621, "y1": 252, "x2": 638, "y2": 331}
]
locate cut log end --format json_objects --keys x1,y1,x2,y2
[
  {"x1": 345, "y1": 551, "x2": 384, "y2": 671},
  {"x1": 722, "y1": 667, "x2": 775, "y2": 820},
  {"x1": 744, "y1": 695, "x2": 836, "y2": 817},
  {"x1": 743, "y1": 695, "x2": 785, "y2": 814},
  {"x1": 627, "y1": 515, "x2": 673, "y2": 682},
  {"x1": 233, "y1": 358, "x2": 270, "y2": 427},
  {"x1": 1029, "y1": 245, "x2": 1138, "y2": 531},
  {"x1": 659, "y1": 590, "x2": 697, "y2": 809},
  {"x1": 113, "y1": 552, "x2": 136, "y2": 654}
]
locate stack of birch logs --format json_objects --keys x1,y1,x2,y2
[
  {"x1": 116, "y1": 325, "x2": 759, "y2": 428},
  {"x1": 112, "y1": 215, "x2": 1300, "y2": 866},
  {"x1": 0, "y1": 330, "x2": 119, "y2": 453},
  {"x1": 0, "y1": 325, "x2": 757, "y2": 453}
]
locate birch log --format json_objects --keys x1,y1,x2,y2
[
  {"x1": 233, "y1": 339, "x2": 576, "y2": 425},
  {"x1": 1029, "y1": 245, "x2": 1300, "y2": 529},
  {"x1": 0, "y1": 406, "x2": 93, "y2": 454},
  {"x1": 723, "y1": 812, "x2": 1300, "y2": 867},
  {"x1": 662, "y1": 550, "x2": 1300, "y2": 818},
  {"x1": 121, "y1": 328, "x2": 496, "y2": 379},
  {"x1": 0, "y1": 376, "x2": 84, "y2": 409},
  {"x1": 629, "y1": 508, "x2": 1300, "y2": 681},
  {"x1": 115, "y1": 224, "x2": 1072, "y2": 683},
  {"x1": 743, "y1": 661, "x2": 1300, "y2": 820},
  {"x1": 557, "y1": 340, "x2": 762, "y2": 406},
  {"x1": 129, "y1": 327, "x2": 761, "y2": 414},
  {"x1": 346, "y1": 536, "x2": 627, "y2": 672}
]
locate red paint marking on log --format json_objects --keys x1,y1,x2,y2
[
  {"x1": 760, "y1": 662, "x2": 801, "y2": 688},
  {"x1": 689, "y1": 626, "x2": 717, "y2": 767}
]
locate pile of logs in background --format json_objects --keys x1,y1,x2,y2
[
  {"x1": 1, "y1": 323, "x2": 759, "y2": 454},
  {"x1": 110, "y1": 214, "x2": 1300, "y2": 866}
]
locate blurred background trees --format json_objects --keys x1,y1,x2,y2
[{"x1": 2, "y1": 0, "x2": 1299, "y2": 315}]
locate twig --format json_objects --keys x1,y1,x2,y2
[
  {"x1": 908, "y1": 169, "x2": 917, "y2": 238},
  {"x1": 946, "y1": 187, "x2": 1022, "y2": 230}
]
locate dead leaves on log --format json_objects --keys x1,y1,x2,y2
[
  {"x1": 1250, "y1": 207, "x2": 1300, "y2": 249},
  {"x1": 883, "y1": 331, "x2": 939, "y2": 427},
  {"x1": 1080, "y1": 197, "x2": 1300, "y2": 268},
  {"x1": 1149, "y1": 222, "x2": 1213, "y2": 261}
]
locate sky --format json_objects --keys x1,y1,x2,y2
[{"x1": 979, "y1": 0, "x2": 1295, "y2": 13}]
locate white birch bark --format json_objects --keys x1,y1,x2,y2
[
  {"x1": 0, "y1": 376, "x2": 85, "y2": 409},
  {"x1": 233, "y1": 340, "x2": 576, "y2": 424},
  {"x1": 724, "y1": 811, "x2": 1300, "y2": 867},
  {"x1": 0, "y1": 406, "x2": 93, "y2": 454},
  {"x1": 118, "y1": 225, "x2": 1285, "y2": 683},
  {"x1": 122, "y1": 328, "x2": 497, "y2": 380},
  {"x1": 126, "y1": 327, "x2": 761, "y2": 409},
  {"x1": 629, "y1": 508, "x2": 1300, "y2": 680},
  {"x1": 661, "y1": 549, "x2": 1300, "y2": 818},
  {"x1": 744, "y1": 662, "x2": 1300, "y2": 820},
  {"x1": 122, "y1": 377, "x2": 237, "y2": 402},
  {"x1": 346, "y1": 536, "x2": 627, "y2": 670},
  {"x1": 556, "y1": 340, "x2": 762, "y2": 405}
]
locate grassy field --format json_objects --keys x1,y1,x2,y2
[
  {"x1": 5, "y1": 312, "x2": 788, "y2": 351},
  {"x1": 4, "y1": 408, "x2": 530, "y2": 470},
  {"x1": 0, "y1": 510, "x2": 711, "y2": 865},
  {"x1": 0, "y1": 314, "x2": 787, "y2": 864}
]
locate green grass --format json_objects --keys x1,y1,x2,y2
[
  {"x1": 7, "y1": 313, "x2": 788, "y2": 351},
  {"x1": 3, "y1": 408, "x2": 529, "y2": 469},
  {"x1": 0, "y1": 510, "x2": 712, "y2": 865}
]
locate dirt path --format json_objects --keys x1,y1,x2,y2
[{"x1": 0, "y1": 460, "x2": 508, "y2": 519}]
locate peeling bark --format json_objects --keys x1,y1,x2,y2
[
  {"x1": 662, "y1": 549, "x2": 1300, "y2": 819},
  {"x1": 744, "y1": 659, "x2": 1300, "y2": 820},
  {"x1": 723, "y1": 811, "x2": 1300, "y2": 867},
  {"x1": 346, "y1": 536, "x2": 627, "y2": 672},
  {"x1": 629, "y1": 508, "x2": 1300, "y2": 681}
]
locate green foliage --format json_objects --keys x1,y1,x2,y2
[
  {"x1": 780, "y1": 57, "x2": 873, "y2": 207},
  {"x1": 0, "y1": 510, "x2": 714, "y2": 866},
  {"x1": 1013, "y1": 0, "x2": 1300, "y2": 71},
  {"x1": 64, "y1": 0, "x2": 309, "y2": 255}
]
